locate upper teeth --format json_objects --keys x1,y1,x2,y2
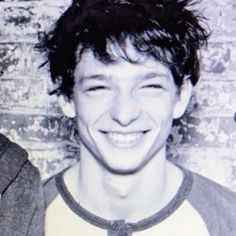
[{"x1": 107, "y1": 132, "x2": 143, "y2": 144}]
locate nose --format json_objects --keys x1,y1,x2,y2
[{"x1": 109, "y1": 93, "x2": 141, "y2": 127}]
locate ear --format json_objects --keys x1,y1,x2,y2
[
  {"x1": 173, "y1": 78, "x2": 193, "y2": 119},
  {"x1": 57, "y1": 95, "x2": 76, "y2": 118}
]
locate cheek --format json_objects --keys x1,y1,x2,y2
[
  {"x1": 140, "y1": 97, "x2": 175, "y2": 123},
  {"x1": 76, "y1": 94, "x2": 113, "y2": 125}
]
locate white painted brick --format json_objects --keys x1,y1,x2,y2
[{"x1": 0, "y1": 0, "x2": 236, "y2": 186}]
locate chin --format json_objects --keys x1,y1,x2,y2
[
  {"x1": 99, "y1": 155, "x2": 148, "y2": 175},
  {"x1": 103, "y1": 164, "x2": 142, "y2": 175}
]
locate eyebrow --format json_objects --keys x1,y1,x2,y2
[
  {"x1": 79, "y1": 74, "x2": 109, "y2": 82},
  {"x1": 140, "y1": 72, "x2": 168, "y2": 80},
  {"x1": 78, "y1": 71, "x2": 168, "y2": 83}
]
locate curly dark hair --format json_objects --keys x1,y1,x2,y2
[{"x1": 40, "y1": 0, "x2": 209, "y2": 99}]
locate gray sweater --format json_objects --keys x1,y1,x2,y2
[{"x1": 0, "y1": 134, "x2": 44, "y2": 236}]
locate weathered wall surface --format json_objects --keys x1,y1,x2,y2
[{"x1": 0, "y1": 0, "x2": 236, "y2": 189}]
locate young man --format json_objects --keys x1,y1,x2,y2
[
  {"x1": 0, "y1": 133, "x2": 44, "y2": 235},
  {"x1": 42, "y1": 0, "x2": 236, "y2": 235}
]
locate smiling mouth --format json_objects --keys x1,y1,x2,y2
[{"x1": 100, "y1": 131, "x2": 149, "y2": 148}]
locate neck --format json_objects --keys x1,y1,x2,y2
[{"x1": 64, "y1": 146, "x2": 183, "y2": 222}]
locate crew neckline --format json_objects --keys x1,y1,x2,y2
[{"x1": 56, "y1": 167, "x2": 193, "y2": 234}]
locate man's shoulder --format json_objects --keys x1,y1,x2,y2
[
  {"x1": 0, "y1": 133, "x2": 41, "y2": 193},
  {"x1": 0, "y1": 134, "x2": 43, "y2": 235},
  {"x1": 187, "y1": 170, "x2": 236, "y2": 235},
  {"x1": 189, "y1": 170, "x2": 236, "y2": 205}
]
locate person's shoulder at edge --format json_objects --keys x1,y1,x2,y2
[
  {"x1": 0, "y1": 133, "x2": 44, "y2": 236},
  {"x1": 187, "y1": 169, "x2": 236, "y2": 235},
  {"x1": 0, "y1": 133, "x2": 41, "y2": 193},
  {"x1": 189, "y1": 169, "x2": 236, "y2": 206}
]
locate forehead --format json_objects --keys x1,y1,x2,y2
[{"x1": 75, "y1": 46, "x2": 172, "y2": 81}]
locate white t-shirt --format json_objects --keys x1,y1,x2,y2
[{"x1": 44, "y1": 168, "x2": 236, "y2": 236}]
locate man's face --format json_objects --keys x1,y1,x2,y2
[{"x1": 67, "y1": 45, "x2": 190, "y2": 174}]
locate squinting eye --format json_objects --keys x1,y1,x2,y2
[
  {"x1": 142, "y1": 84, "x2": 163, "y2": 89},
  {"x1": 84, "y1": 85, "x2": 112, "y2": 96},
  {"x1": 86, "y1": 86, "x2": 108, "y2": 92}
]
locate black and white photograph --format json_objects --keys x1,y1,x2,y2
[{"x1": 0, "y1": 0, "x2": 236, "y2": 235}]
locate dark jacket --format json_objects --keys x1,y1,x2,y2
[{"x1": 0, "y1": 134, "x2": 44, "y2": 236}]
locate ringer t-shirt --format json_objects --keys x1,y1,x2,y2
[{"x1": 44, "y1": 168, "x2": 236, "y2": 236}]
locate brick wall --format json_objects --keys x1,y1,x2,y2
[{"x1": 0, "y1": 0, "x2": 236, "y2": 189}]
